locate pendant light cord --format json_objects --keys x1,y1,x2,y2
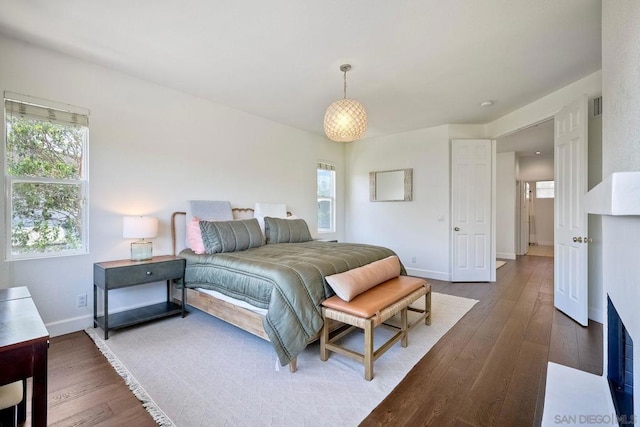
[{"x1": 343, "y1": 70, "x2": 347, "y2": 99}]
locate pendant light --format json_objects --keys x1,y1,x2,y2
[{"x1": 323, "y1": 64, "x2": 367, "y2": 142}]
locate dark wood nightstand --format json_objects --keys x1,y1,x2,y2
[{"x1": 93, "y1": 255, "x2": 186, "y2": 339}]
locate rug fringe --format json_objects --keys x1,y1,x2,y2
[{"x1": 85, "y1": 328, "x2": 176, "y2": 427}]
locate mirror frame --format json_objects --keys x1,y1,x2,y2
[{"x1": 369, "y1": 168, "x2": 413, "y2": 202}]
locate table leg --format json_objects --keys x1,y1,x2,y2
[
  {"x1": 181, "y1": 279, "x2": 186, "y2": 318},
  {"x1": 104, "y1": 287, "x2": 109, "y2": 340},
  {"x1": 17, "y1": 378, "x2": 26, "y2": 422},
  {"x1": 93, "y1": 283, "x2": 98, "y2": 328},
  {"x1": 31, "y1": 341, "x2": 48, "y2": 427}
]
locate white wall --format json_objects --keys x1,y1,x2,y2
[
  {"x1": 345, "y1": 125, "x2": 453, "y2": 280},
  {"x1": 0, "y1": 35, "x2": 345, "y2": 336},
  {"x1": 487, "y1": 71, "x2": 602, "y2": 138},
  {"x1": 532, "y1": 195, "x2": 554, "y2": 246},
  {"x1": 602, "y1": 1, "x2": 640, "y2": 417},
  {"x1": 518, "y1": 154, "x2": 554, "y2": 182},
  {"x1": 496, "y1": 152, "x2": 516, "y2": 259}
]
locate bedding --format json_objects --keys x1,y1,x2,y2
[
  {"x1": 253, "y1": 202, "x2": 287, "y2": 238},
  {"x1": 199, "y1": 218, "x2": 263, "y2": 253},
  {"x1": 180, "y1": 240, "x2": 405, "y2": 366},
  {"x1": 185, "y1": 200, "x2": 233, "y2": 249},
  {"x1": 264, "y1": 216, "x2": 313, "y2": 244}
]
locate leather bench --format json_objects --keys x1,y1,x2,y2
[{"x1": 320, "y1": 275, "x2": 431, "y2": 380}]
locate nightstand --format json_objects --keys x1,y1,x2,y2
[{"x1": 93, "y1": 255, "x2": 186, "y2": 339}]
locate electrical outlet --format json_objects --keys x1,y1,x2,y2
[
  {"x1": 411, "y1": 256, "x2": 417, "y2": 264},
  {"x1": 77, "y1": 293, "x2": 87, "y2": 307}
]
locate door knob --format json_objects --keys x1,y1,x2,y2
[
  {"x1": 572, "y1": 236, "x2": 583, "y2": 243},
  {"x1": 454, "y1": 227, "x2": 460, "y2": 231},
  {"x1": 584, "y1": 237, "x2": 593, "y2": 243}
]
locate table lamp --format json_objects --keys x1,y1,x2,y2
[{"x1": 123, "y1": 216, "x2": 158, "y2": 261}]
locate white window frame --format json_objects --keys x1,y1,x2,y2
[
  {"x1": 4, "y1": 92, "x2": 89, "y2": 260},
  {"x1": 317, "y1": 162, "x2": 336, "y2": 234}
]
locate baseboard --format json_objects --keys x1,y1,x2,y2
[
  {"x1": 46, "y1": 314, "x2": 93, "y2": 338},
  {"x1": 496, "y1": 252, "x2": 516, "y2": 260},
  {"x1": 589, "y1": 306, "x2": 604, "y2": 324},
  {"x1": 45, "y1": 299, "x2": 173, "y2": 338},
  {"x1": 406, "y1": 267, "x2": 450, "y2": 281},
  {"x1": 536, "y1": 240, "x2": 554, "y2": 246}
]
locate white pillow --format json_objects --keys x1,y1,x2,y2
[{"x1": 254, "y1": 202, "x2": 287, "y2": 237}]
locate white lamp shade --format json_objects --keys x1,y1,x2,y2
[{"x1": 123, "y1": 216, "x2": 158, "y2": 239}]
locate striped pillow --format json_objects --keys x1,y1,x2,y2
[
  {"x1": 199, "y1": 218, "x2": 264, "y2": 253},
  {"x1": 264, "y1": 217, "x2": 312, "y2": 244}
]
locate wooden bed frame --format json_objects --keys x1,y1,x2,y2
[{"x1": 170, "y1": 208, "x2": 336, "y2": 373}]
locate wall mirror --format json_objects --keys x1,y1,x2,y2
[{"x1": 369, "y1": 168, "x2": 413, "y2": 202}]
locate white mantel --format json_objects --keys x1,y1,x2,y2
[{"x1": 585, "y1": 172, "x2": 640, "y2": 216}]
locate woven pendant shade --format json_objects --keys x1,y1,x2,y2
[
  {"x1": 323, "y1": 64, "x2": 367, "y2": 142},
  {"x1": 324, "y1": 98, "x2": 368, "y2": 142}
]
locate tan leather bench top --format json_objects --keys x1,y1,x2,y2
[{"x1": 322, "y1": 276, "x2": 429, "y2": 318}]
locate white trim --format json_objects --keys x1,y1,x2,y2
[
  {"x1": 46, "y1": 314, "x2": 92, "y2": 337},
  {"x1": 588, "y1": 306, "x2": 604, "y2": 324},
  {"x1": 496, "y1": 252, "x2": 517, "y2": 260},
  {"x1": 405, "y1": 267, "x2": 450, "y2": 281}
]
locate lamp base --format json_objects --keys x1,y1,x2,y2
[{"x1": 131, "y1": 241, "x2": 153, "y2": 261}]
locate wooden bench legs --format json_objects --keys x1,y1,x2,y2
[{"x1": 321, "y1": 286, "x2": 430, "y2": 381}]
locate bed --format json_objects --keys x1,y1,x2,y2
[{"x1": 170, "y1": 204, "x2": 405, "y2": 371}]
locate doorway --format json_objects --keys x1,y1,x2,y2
[
  {"x1": 496, "y1": 119, "x2": 555, "y2": 259},
  {"x1": 495, "y1": 97, "x2": 604, "y2": 325}
]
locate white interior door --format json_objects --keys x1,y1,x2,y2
[
  {"x1": 451, "y1": 139, "x2": 495, "y2": 282},
  {"x1": 554, "y1": 95, "x2": 588, "y2": 326}
]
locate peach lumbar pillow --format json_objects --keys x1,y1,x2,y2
[{"x1": 325, "y1": 255, "x2": 401, "y2": 302}]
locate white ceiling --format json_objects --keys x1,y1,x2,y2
[
  {"x1": 0, "y1": 1, "x2": 601, "y2": 140},
  {"x1": 497, "y1": 119, "x2": 554, "y2": 157}
]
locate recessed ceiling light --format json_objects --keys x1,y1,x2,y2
[
  {"x1": 480, "y1": 100, "x2": 494, "y2": 107},
  {"x1": 535, "y1": 151, "x2": 542, "y2": 155}
]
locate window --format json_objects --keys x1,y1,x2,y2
[
  {"x1": 536, "y1": 181, "x2": 554, "y2": 199},
  {"x1": 317, "y1": 162, "x2": 336, "y2": 233},
  {"x1": 4, "y1": 93, "x2": 89, "y2": 260}
]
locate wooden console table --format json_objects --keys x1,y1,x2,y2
[{"x1": 0, "y1": 286, "x2": 49, "y2": 427}]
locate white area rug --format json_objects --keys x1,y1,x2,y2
[
  {"x1": 496, "y1": 260, "x2": 506, "y2": 269},
  {"x1": 86, "y1": 293, "x2": 477, "y2": 427},
  {"x1": 542, "y1": 362, "x2": 617, "y2": 427}
]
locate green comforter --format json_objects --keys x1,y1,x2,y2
[{"x1": 180, "y1": 241, "x2": 404, "y2": 365}]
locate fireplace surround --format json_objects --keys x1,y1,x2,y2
[
  {"x1": 608, "y1": 296, "x2": 634, "y2": 423},
  {"x1": 586, "y1": 172, "x2": 640, "y2": 422}
]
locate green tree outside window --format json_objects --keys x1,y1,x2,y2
[{"x1": 5, "y1": 97, "x2": 88, "y2": 259}]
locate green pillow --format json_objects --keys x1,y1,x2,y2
[
  {"x1": 199, "y1": 218, "x2": 263, "y2": 253},
  {"x1": 264, "y1": 217, "x2": 313, "y2": 244}
]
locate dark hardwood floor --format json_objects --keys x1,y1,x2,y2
[
  {"x1": 22, "y1": 331, "x2": 157, "y2": 426},
  {"x1": 22, "y1": 254, "x2": 601, "y2": 426},
  {"x1": 362, "y1": 254, "x2": 602, "y2": 426}
]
